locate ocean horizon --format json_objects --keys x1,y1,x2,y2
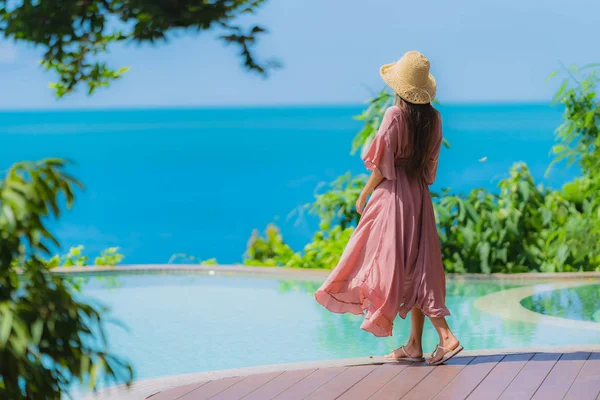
[
  {"x1": 1, "y1": 103, "x2": 577, "y2": 264},
  {"x1": 0, "y1": 100, "x2": 557, "y2": 112}
]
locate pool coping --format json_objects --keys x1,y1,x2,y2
[
  {"x1": 83, "y1": 344, "x2": 600, "y2": 400},
  {"x1": 51, "y1": 264, "x2": 600, "y2": 281}
]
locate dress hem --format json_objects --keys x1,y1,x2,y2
[
  {"x1": 315, "y1": 278, "x2": 450, "y2": 338},
  {"x1": 314, "y1": 277, "x2": 394, "y2": 337}
]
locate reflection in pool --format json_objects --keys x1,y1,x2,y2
[
  {"x1": 76, "y1": 272, "x2": 600, "y2": 388},
  {"x1": 520, "y1": 283, "x2": 600, "y2": 322}
]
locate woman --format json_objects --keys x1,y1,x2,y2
[{"x1": 315, "y1": 51, "x2": 462, "y2": 366}]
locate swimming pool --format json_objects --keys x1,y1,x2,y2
[
  {"x1": 521, "y1": 283, "x2": 600, "y2": 322},
  {"x1": 76, "y1": 271, "x2": 600, "y2": 388}
]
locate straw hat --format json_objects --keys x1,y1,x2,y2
[{"x1": 380, "y1": 51, "x2": 436, "y2": 104}]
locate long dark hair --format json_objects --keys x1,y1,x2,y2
[{"x1": 395, "y1": 94, "x2": 440, "y2": 178}]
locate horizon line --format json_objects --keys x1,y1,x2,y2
[{"x1": 0, "y1": 99, "x2": 558, "y2": 113}]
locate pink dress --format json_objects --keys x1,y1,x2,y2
[{"x1": 315, "y1": 105, "x2": 450, "y2": 337}]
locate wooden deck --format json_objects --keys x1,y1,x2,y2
[{"x1": 145, "y1": 351, "x2": 600, "y2": 400}]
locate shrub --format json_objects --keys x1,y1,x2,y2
[
  {"x1": 0, "y1": 159, "x2": 132, "y2": 398},
  {"x1": 244, "y1": 224, "x2": 294, "y2": 267}
]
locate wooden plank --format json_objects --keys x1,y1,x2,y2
[
  {"x1": 498, "y1": 352, "x2": 561, "y2": 400},
  {"x1": 273, "y1": 367, "x2": 347, "y2": 400},
  {"x1": 337, "y1": 364, "x2": 410, "y2": 400},
  {"x1": 532, "y1": 352, "x2": 590, "y2": 400},
  {"x1": 242, "y1": 369, "x2": 316, "y2": 400},
  {"x1": 179, "y1": 376, "x2": 243, "y2": 399},
  {"x1": 370, "y1": 363, "x2": 435, "y2": 399},
  {"x1": 304, "y1": 365, "x2": 376, "y2": 400},
  {"x1": 210, "y1": 372, "x2": 281, "y2": 400},
  {"x1": 564, "y1": 353, "x2": 600, "y2": 400},
  {"x1": 468, "y1": 353, "x2": 534, "y2": 400},
  {"x1": 433, "y1": 355, "x2": 503, "y2": 400},
  {"x1": 146, "y1": 381, "x2": 208, "y2": 400},
  {"x1": 402, "y1": 357, "x2": 474, "y2": 400}
]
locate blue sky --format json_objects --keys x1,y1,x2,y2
[{"x1": 0, "y1": 0, "x2": 597, "y2": 109}]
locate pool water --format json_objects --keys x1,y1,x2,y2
[
  {"x1": 520, "y1": 284, "x2": 600, "y2": 322},
  {"x1": 78, "y1": 272, "x2": 600, "y2": 388}
]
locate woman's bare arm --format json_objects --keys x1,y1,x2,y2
[{"x1": 356, "y1": 169, "x2": 385, "y2": 215}]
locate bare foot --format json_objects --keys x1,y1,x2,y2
[{"x1": 385, "y1": 343, "x2": 424, "y2": 360}]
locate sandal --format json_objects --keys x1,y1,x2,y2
[
  {"x1": 427, "y1": 343, "x2": 463, "y2": 366},
  {"x1": 384, "y1": 345, "x2": 425, "y2": 362}
]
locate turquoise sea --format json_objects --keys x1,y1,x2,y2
[{"x1": 0, "y1": 104, "x2": 575, "y2": 264}]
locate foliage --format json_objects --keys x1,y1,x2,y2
[
  {"x1": 41, "y1": 245, "x2": 125, "y2": 291},
  {"x1": 244, "y1": 222, "x2": 354, "y2": 270},
  {"x1": 286, "y1": 224, "x2": 355, "y2": 269},
  {"x1": 168, "y1": 254, "x2": 219, "y2": 265},
  {"x1": 244, "y1": 174, "x2": 362, "y2": 269},
  {"x1": 432, "y1": 163, "x2": 593, "y2": 273},
  {"x1": 95, "y1": 247, "x2": 125, "y2": 266},
  {"x1": 0, "y1": 159, "x2": 132, "y2": 399},
  {"x1": 41, "y1": 245, "x2": 125, "y2": 268},
  {"x1": 0, "y1": 0, "x2": 277, "y2": 97},
  {"x1": 242, "y1": 65, "x2": 600, "y2": 273},
  {"x1": 352, "y1": 90, "x2": 395, "y2": 156},
  {"x1": 45, "y1": 245, "x2": 87, "y2": 268},
  {"x1": 426, "y1": 66, "x2": 599, "y2": 273},
  {"x1": 548, "y1": 64, "x2": 600, "y2": 179},
  {"x1": 545, "y1": 65, "x2": 600, "y2": 271},
  {"x1": 244, "y1": 224, "x2": 294, "y2": 266},
  {"x1": 295, "y1": 172, "x2": 367, "y2": 230}
]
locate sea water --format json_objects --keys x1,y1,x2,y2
[{"x1": 0, "y1": 104, "x2": 574, "y2": 264}]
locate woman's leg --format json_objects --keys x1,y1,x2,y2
[
  {"x1": 427, "y1": 316, "x2": 460, "y2": 364},
  {"x1": 406, "y1": 307, "x2": 425, "y2": 354},
  {"x1": 386, "y1": 307, "x2": 425, "y2": 358}
]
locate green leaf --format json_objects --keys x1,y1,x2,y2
[
  {"x1": 553, "y1": 80, "x2": 568, "y2": 103},
  {"x1": 2, "y1": 205, "x2": 16, "y2": 228},
  {"x1": 464, "y1": 202, "x2": 480, "y2": 223},
  {"x1": 580, "y1": 63, "x2": 600, "y2": 71},
  {"x1": 584, "y1": 110, "x2": 595, "y2": 126},
  {"x1": 545, "y1": 70, "x2": 558, "y2": 81},
  {"x1": 80, "y1": 355, "x2": 91, "y2": 379},
  {"x1": 31, "y1": 319, "x2": 44, "y2": 346},
  {"x1": 0, "y1": 306, "x2": 13, "y2": 349},
  {"x1": 89, "y1": 359, "x2": 104, "y2": 389},
  {"x1": 556, "y1": 244, "x2": 569, "y2": 265},
  {"x1": 518, "y1": 181, "x2": 531, "y2": 202},
  {"x1": 463, "y1": 228, "x2": 475, "y2": 247},
  {"x1": 116, "y1": 67, "x2": 131, "y2": 75}
]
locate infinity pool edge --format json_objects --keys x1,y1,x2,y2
[{"x1": 52, "y1": 264, "x2": 600, "y2": 281}]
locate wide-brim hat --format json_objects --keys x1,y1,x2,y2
[{"x1": 380, "y1": 51, "x2": 436, "y2": 104}]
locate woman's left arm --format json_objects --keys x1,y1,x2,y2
[{"x1": 356, "y1": 170, "x2": 384, "y2": 215}]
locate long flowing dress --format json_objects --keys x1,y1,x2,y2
[{"x1": 314, "y1": 105, "x2": 450, "y2": 337}]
